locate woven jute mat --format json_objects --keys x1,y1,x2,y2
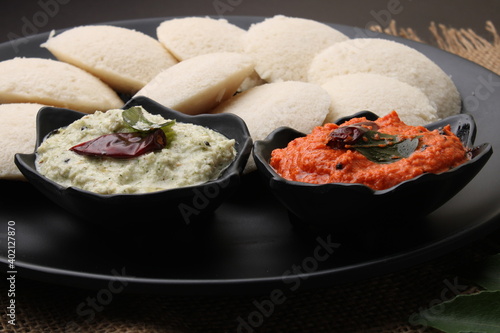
[
  {"x1": 1, "y1": 21, "x2": 500, "y2": 333},
  {"x1": 370, "y1": 20, "x2": 500, "y2": 75}
]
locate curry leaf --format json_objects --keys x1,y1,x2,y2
[
  {"x1": 351, "y1": 131, "x2": 421, "y2": 164},
  {"x1": 122, "y1": 106, "x2": 174, "y2": 132},
  {"x1": 459, "y1": 254, "x2": 500, "y2": 291},
  {"x1": 423, "y1": 291, "x2": 500, "y2": 333},
  {"x1": 162, "y1": 121, "x2": 176, "y2": 148}
]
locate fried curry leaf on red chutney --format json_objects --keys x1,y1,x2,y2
[{"x1": 327, "y1": 121, "x2": 421, "y2": 164}]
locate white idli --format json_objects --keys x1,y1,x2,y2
[
  {"x1": 135, "y1": 52, "x2": 255, "y2": 114},
  {"x1": 157, "y1": 17, "x2": 246, "y2": 61},
  {"x1": 42, "y1": 25, "x2": 178, "y2": 94},
  {"x1": 157, "y1": 17, "x2": 265, "y2": 92},
  {"x1": 243, "y1": 15, "x2": 349, "y2": 82},
  {"x1": 0, "y1": 103, "x2": 45, "y2": 180},
  {"x1": 213, "y1": 81, "x2": 331, "y2": 172},
  {"x1": 320, "y1": 73, "x2": 439, "y2": 126},
  {"x1": 308, "y1": 38, "x2": 461, "y2": 118},
  {"x1": 0, "y1": 57, "x2": 123, "y2": 113}
]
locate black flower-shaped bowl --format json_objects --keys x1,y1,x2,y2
[
  {"x1": 15, "y1": 96, "x2": 252, "y2": 229},
  {"x1": 253, "y1": 111, "x2": 493, "y2": 231}
]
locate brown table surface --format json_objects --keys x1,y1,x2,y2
[{"x1": 1, "y1": 1, "x2": 500, "y2": 332}]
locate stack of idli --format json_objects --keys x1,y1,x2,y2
[
  {"x1": 156, "y1": 16, "x2": 264, "y2": 91},
  {"x1": 118, "y1": 16, "x2": 467, "y2": 170},
  {"x1": 308, "y1": 38, "x2": 461, "y2": 120},
  {"x1": 134, "y1": 52, "x2": 255, "y2": 115},
  {"x1": 139, "y1": 16, "x2": 259, "y2": 113}
]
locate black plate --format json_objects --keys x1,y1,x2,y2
[{"x1": 1, "y1": 16, "x2": 500, "y2": 295}]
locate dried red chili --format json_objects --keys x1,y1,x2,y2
[
  {"x1": 326, "y1": 121, "x2": 379, "y2": 149},
  {"x1": 70, "y1": 129, "x2": 167, "y2": 159}
]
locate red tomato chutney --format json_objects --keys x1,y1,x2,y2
[{"x1": 270, "y1": 111, "x2": 470, "y2": 190}]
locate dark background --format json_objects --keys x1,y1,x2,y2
[{"x1": 1, "y1": 0, "x2": 499, "y2": 45}]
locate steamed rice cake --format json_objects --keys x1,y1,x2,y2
[
  {"x1": 42, "y1": 25, "x2": 178, "y2": 94},
  {"x1": 134, "y1": 52, "x2": 255, "y2": 114},
  {"x1": 320, "y1": 73, "x2": 439, "y2": 126},
  {"x1": 0, "y1": 103, "x2": 45, "y2": 180},
  {"x1": 0, "y1": 58, "x2": 123, "y2": 113},
  {"x1": 243, "y1": 15, "x2": 349, "y2": 82},
  {"x1": 156, "y1": 17, "x2": 246, "y2": 61},
  {"x1": 157, "y1": 16, "x2": 264, "y2": 92},
  {"x1": 213, "y1": 81, "x2": 331, "y2": 172},
  {"x1": 308, "y1": 38, "x2": 461, "y2": 119}
]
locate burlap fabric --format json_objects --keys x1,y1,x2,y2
[
  {"x1": 371, "y1": 20, "x2": 500, "y2": 75},
  {"x1": 1, "y1": 21, "x2": 500, "y2": 333}
]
